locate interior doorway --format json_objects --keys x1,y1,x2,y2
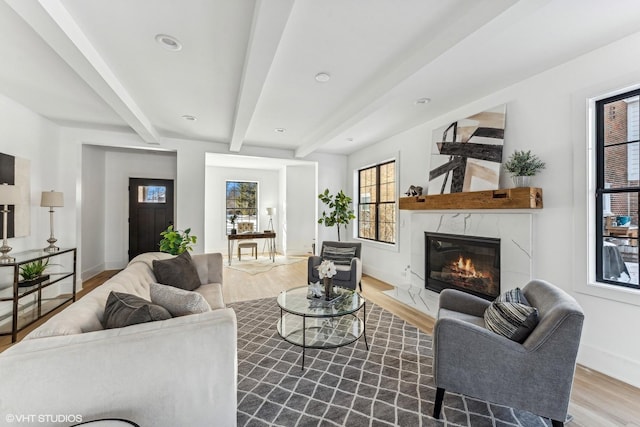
[{"x1": 128, "y1": 178, "x2": 174, "y2": 260}]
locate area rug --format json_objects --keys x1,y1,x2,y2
[
  {"x1": 226, "y1": 256, "x2": 306, "y2": 275},
  {"x1": 230, "y1": 297, "x2": 553, "y2": 427}
]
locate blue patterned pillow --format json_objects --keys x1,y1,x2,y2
[
  {"x1": 322, "y1": 246, "x2": 356, "y2": 265},
  {"x1": 484, "y1": 301, "x2": 538, "y2": 343}
]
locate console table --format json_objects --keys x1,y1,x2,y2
[
  {"x1": 227, "y1": 232, "x2": 276, "y2": 265},
  {"x1": 0, "y1": 248, "x2": 77, "y2": 342}
]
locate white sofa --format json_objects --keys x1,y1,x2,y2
[{"x1": 0, "y1": 252, "x2": 237, "y2": 427}]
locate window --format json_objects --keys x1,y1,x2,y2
[
  {"x1": 358, "y1": 160, "x2": 396, "y2": 244},
  {"x1": 595, "y1": 90, "x2": 639, "y2": 289},
  {"x1": 226, "y1": 181, "x2": 258, "y2": 234}
]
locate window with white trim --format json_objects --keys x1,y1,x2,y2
[
  {"x1": 357, "y1": 160, "x2": 396, "y2": 244},
  {"x1": 595, "y1": 90, "x2": 639, "y2": 289},
  {"x1": 225, "y1": 181, "x2": 258, "y2": 234}
]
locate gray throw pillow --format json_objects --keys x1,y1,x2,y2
[
  {"x1": 152, "y1": 251, "x2": 201, "y2": 291},
  {"x1": 497, "y1": 287, "x2": 530, "y2": 305},
  {"x1": 150, "y1": 282, "x2": 211, "y2": 317},
  {"x1": 484, "y1": 301, "x2": 539, "y2": 343},
  {"x1": 103, "y1": 291, "x2": 172, "y2": 329},
  {"x1": 322, "y1": 246, "x2": 356, "y2": 265}
]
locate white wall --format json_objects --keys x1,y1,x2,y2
[
  {"x1": 204, "y1": 165, "x2": 279, "y2": 253},
  {"x1": 285, "y1": 164, "x2": 316, "y2": 255},
  {"x1": 310, "y1": 153, "x2": 349, "y2": 248},
  {"x1": 80, "y1": 145, "x2": 106, "y2": 279},
  {"x1": 348, "y1": 30, "x2": 640, "y2": 388}
]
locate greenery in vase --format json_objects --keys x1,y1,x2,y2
[
  {"x1": 503, "y1": 150, "x2": 546, "y2": 177},
  {"x1": 318, "y1": 189, "x2": 356, "y2": 242},
  {"x1": 159, "y1": 225, "x2": 197, "y2": 255},
  {"x1": 19, "y1": 259, "x2": 49, "y2": 281}
]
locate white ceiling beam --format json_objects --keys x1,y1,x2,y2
[
  {"x1": 5, "y1": 0, "x2": 160, "y2": 143},
  {"x1": 294, "y1": 0, "x2": 525, "y2": 158},
  {"x1": 229, "y1": 0, "x2": 295, "y2": 153}
]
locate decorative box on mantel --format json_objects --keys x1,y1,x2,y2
[{"x1": 399, "y1": 187, "x2": 542, "y2": 210}]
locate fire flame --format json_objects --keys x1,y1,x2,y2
[{"x1": 452, "y1": 255, "x2": 484, "y2": 278}]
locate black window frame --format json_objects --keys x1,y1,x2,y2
[
  {"x1": 595, "y1": 88, "x2": 640, "y2": 290},
  {"x1": 357, "y1": 160, "x2": 396, "y2": 244},
  {"x1": 225, "y1": 180, "x2": 258, "y2": 235}
]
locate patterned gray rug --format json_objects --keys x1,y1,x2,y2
[{"x1": 230, "y1": 297, "x2": 553, "y2": 427}]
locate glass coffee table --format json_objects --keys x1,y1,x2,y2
[{"x1": 277, "y1": 286, "x2": 368, "y2": 369}]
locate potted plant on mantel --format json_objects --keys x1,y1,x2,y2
[
  {"x1": 318, "y1": 189, "x2": 356, "y2": 242},
  {"x1": 18, "y1": 258, "x2": 50, "y2": 288},
  {"x1": 503, "y1": 150, "x2": 546, "y2": 187}
]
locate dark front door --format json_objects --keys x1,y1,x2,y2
[{"x1": 129, "y1": 178, "x2": 174, "y2": 260}]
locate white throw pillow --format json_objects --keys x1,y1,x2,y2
[{"x1": 149, "y1": 282, "x2": 211, "y2": 317}]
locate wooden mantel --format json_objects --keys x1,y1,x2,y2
[{"x1": 399, "y1": 187, "x2": 543, "y2": 210}]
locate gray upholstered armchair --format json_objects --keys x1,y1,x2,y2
[
  {"x1": 308, "y1": 241, "x2": 362, "y2": 291},
  {"x1": 432, "y1": 279, "x2": 584, "y2": 427}
]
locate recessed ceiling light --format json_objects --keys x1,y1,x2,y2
[
  {"x1": 155, "y1": 34, "x2": 182, "y2": 51},
  {"x1": 346, "y1": 138, "x2": 354, "y2": 142},
  {"x1": 274, "y1": 128, "x2": 286, "y2": 133},
  {"x1": 415, "y1": 97, "x2": 431, "y2": 105},
  {"x1": 315, "y1": 72, "x2": 331, "y2": 83},
  {"x1": 181, "y1": 115, "x2": 197, "y2": 121}
]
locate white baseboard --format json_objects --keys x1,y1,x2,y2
[
  {"x1": 578, "y1": 343, "x2": 640, "y2": 389},
  {"x1": 81, "y1": 262, "x2": 106, "y2": 282}
]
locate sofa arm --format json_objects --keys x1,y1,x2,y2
[
  {"x1": 0, "y1": 309, "x2": 237, "y2": 427},
  {"x1": 438, "y1": 288, "x2": 491, "y2": 318},
  {"x1": 192, "y1": 252, "x2": 223, "y2": 286}
]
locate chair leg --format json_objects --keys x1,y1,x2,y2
[
  {"x1": 433, "y1": 387, "x2": 445, "y2": 419},
  {"x1": 551, "y1": 420, "x2": 564, "y2": 427},
  {"x1": 359, "y1": 281, "x2": 362, "y2": 291}
]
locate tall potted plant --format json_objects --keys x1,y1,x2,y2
[{"x1": 318, "y1": 189, "x2": 356, "y2": 242}]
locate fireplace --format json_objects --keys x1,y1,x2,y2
[{"x1": 425, "y1": 232, "x2": 500, "y2": 300}]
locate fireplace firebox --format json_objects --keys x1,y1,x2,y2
[{"x1": 425, "y1": 232, "x2": 500, "y2": 300}]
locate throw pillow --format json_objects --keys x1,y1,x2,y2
[
  {"x1": 103, "y1": 291, "x2": 172, "y2": 329},
  {"x1": 497, "y1": 287, "x2": 530, "y2": 306},
  {"x1": 150, "y1": 282, "x2": 211, "y2": 317},
  {"x1": 484, "y1": 301, "x2": 539, "y2": 343},
  {"x1": 152, "y1": 251, "x2": 201, "y2": 291},
  {"x1": 322, "y1": 246, "x2": 356, "y2": 266}
]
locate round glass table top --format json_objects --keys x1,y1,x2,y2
[{"x1": 277, "y1": 286, "x2": 365, "y2": 318}]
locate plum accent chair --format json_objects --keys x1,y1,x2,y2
[
  {"x1": 432, "y1": 279, "x2": 584, "y2": 427},
  {"x1": 308, "y1": 241, "x2": 362, "y2": 291}
]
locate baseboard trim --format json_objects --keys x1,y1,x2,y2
[{"x1": 578, "y1": 345, "x2": 639, "y2": 389}]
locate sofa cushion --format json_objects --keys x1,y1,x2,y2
[
  {"x1": 103, "y1": 291, "x2": 172, "y2": 329},
  {"x1": 484, "y1": 301, "x2": 538, "y2": 343},
  {"x1": 150, "y1": 282, "x2": 211, "y2": 316},
  {"x1": 152, "y1": 251, "x2": 201, "y2": 291},
  {"x1": 322, "y1": 246, "x2": 356, "y2": 265}
]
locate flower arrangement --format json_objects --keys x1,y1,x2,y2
[{"x1": 317, "y1": 260, "x2": 337, "y2": 279}]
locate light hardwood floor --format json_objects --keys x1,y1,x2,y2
[{"x1": 2, "y1": 258, "x2": 639, "y2": 426}]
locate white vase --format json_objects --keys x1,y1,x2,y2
[{"x1": 512, "y1": 176, "x2": 531, "y2": 187}]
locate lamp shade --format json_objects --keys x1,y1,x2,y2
[
  {"x1": 266, "y1": 207, "x2": 275, "y2": 216},
  {"x1": 41, "y1": 191, "x2": 64, "y2": 208},
  {"x1": 0, "y1": 184, "x2": 20, "y2": 205}
]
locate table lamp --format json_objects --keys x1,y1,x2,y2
[
  {"x1": 41, "y1": 190, "x2": 64, "y2": 252},
  {"x1": 0, "y1": 183, "x2": 20, "y2": 264}
]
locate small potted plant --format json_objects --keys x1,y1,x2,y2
[
  {"x1": 159, "y1": 225, "x2": 197, "y2": 255},
  {"x1": 18, "y1": 258, "x2": 50, "y2": 288},
  {"x1": 229, "y1": 212, "x2": 238, "y2": 235},
  {"x1": 503, "y1": 150, "x2": 546, "y2": 187}
]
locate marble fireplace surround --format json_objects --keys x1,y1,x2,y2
[{"x1": 407, "y1": 212, "x2": 532, "y2": 318}]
